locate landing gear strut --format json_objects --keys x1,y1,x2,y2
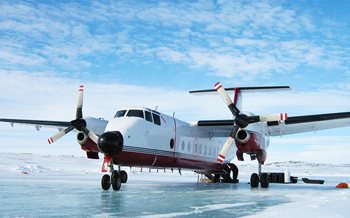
[{"x1": 101, "y1": 157, "x2": 128, "y2": 191}]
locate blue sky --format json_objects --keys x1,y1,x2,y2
[{"x1": 1, "y1": 0, "x2": 350, "y2": 163}]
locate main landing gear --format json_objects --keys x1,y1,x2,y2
[
  {"x1": 101, "y1": 156, "x2": 128, "y2": 191},
  {"x1": 250, "y1": 161, "x2": 269, "y2": 188},
  {"x1": 205, "y1": 163, "x2": 239, "y2": 183}
]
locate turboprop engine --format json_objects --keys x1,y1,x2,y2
[{"x1": 235, "y1": 129, "x2": 250, "y2": 144}]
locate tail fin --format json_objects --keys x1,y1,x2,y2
[{"x1": 189, "y1": 85, "x2": 290, "y2": 111}]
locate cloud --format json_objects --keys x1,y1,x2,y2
[{"x1": 1, "y1": 1, "x2": 349, "y2": 82}]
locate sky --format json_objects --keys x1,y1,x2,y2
[{"x1": 0, "y1": 0, "x2": 350, "y2": 164}]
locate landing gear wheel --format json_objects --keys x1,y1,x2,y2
[
  {"x1": 120, "y1": 170, "x2": 128, "y2": 183},
  {"x1": 213, "y1": 174, "x2": 221, "y2": 183},
  {"x1": 250, "y1": 173, "x2": 259, "y2": 188},
  {"x1": 111, "y1": 171, "x2": 121, "y2": 191},
  {"x1": 101, "y1": 174, "x2": 111, "y2": 190},
  {"x1": 260, "y1": 173, "x2": 269, "y2": 188}
]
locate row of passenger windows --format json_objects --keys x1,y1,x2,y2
[
  {"x1": 180, "y1": 140, "x2": 219, "y2": 157},
  {"x1": 115, "y1": 109, "x2": 161, "y2": 126}
]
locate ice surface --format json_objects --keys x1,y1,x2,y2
[{"x1": 0, "y1": 153, "x2": 349, "y2": 217}]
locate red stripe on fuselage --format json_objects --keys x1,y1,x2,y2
[{"x1": 111, "y1": 150, "x2": 220, "y2": 171}]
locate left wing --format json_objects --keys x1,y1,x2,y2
[
  {"x1": 197, "y1": 111, "x2": 350, "y2": 136},
  {"x1": 0, "y1": 118, "x2": 71, "y2": 129}
]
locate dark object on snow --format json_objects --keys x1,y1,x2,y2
[
  {"x1": 290, "y1": 176, "x2": 298, "y2": 183},
  {"x1": 302, "y1": 178, "x2": 325, "y2": 184}
]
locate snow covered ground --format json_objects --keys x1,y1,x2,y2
[{"x1": 0, "y1": 152, "x2": 349, "y2": 217}]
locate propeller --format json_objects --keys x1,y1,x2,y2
[
  {"x1": 214, "y1": 82, "x2": 288, "y2": 164},
  {"x1": 47, "y1": 85, "x2": 98, "y2": 144}
]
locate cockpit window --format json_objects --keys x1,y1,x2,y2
[
  {"x1": 115, "y1": 110, "x2": 127, "y2": 118},
  {"x1": 126, "y1": 110, "x2": 144, "y2": 118},
  {"x1": 152, "y1": 113, "x2": 161, "y2": 125},
  {"x1": 145, "y1": 111, "x2": 153, "y2": 123}
]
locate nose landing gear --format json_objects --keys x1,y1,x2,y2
[{"x1": 101, "y1": 156, "x2": 128, "y2": 191}]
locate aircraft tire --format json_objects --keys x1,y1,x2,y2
[
  {"x1": 111, "y1": 171, "x2": 121, "y2": 191},
  {"x1": 120, "y1": 170, "x2": 128, "y2": 183},
  {"x1": 250, "y1": 173, "x2": 259, "y2": 188},
  {"x1": 101, "y1": 174, "x2": 111, "y2": 190},
  {"x1": 260, "y1": 173, "x2": 269, "y2": 188}
]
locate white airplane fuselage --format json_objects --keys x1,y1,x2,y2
[{"x1": 79, "y1": 107, "x2": 269, "y2": 171}]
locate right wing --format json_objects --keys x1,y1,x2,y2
[
  {"x1": 196, "y1": 111, "x2": 350, "y2": 137},
  {"x1": 266, "y1": 112, "x2": 350, "y2": 136}
]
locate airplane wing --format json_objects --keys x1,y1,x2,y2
[
  {"x1": 196, "y1": 111, "x2": 350, "y2": 136},
  {"x1": 0, "y1": 118, "x2": 71, "y2": 129},
  {"x1": 266, "y1": 112, "x2": 350, "y2": 136}
]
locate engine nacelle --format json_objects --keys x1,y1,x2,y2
[
  {"x1": 77, "y1": 131, "x2": 100, "y2": 153},
  {"x1": 77, "y1": 131, "x2": 88, "y2": 145},
  {"x1": 235, "y1": 129, "x2": 251, "y2": 144}
]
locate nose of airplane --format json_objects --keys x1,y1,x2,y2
[{"x1": 97, "y1": 131, "x2": 123, "y2": 155}]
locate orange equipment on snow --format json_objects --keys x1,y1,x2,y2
[{"x1": 336, "y1": 183, "x2": 348, "y2": 188}]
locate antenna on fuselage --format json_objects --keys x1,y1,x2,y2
[{"x1": 154, "y1": 105, "x2": 158, "y2": 111}]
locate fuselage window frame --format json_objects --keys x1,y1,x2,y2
[
  {"x1": 114, "y1": 110, "x2": 127, "y2": 118},
  {"x1": 152, "y1": 113, "x2": 161, "y2": 126},
  {"x1": 145, "y1": 111, "x2": 153, "y2": 123},
  {"x1": 126, "y1": 109, "x2": 144, "y2": 119}
]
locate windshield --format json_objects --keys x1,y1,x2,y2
[
  {"x1": 114, "y1": 110, "x2": 127, "y2": 118},
  {"x1": 126, "y1": 110, "x2": 144, "y2": 118}
]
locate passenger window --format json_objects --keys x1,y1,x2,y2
[
  {"x1": 126, "y1": 110, "x2": 144, "y2": 118},
  {"x1": 181, "y1": 141, "x2": 185, "y2": 151},
  {"x1": 152, "y1": 113, "x2": 161, "y2": 125},
  {"x1": 145, "y1": 111, "x2": 153, "y2": 123},
  {"x1": 114, "y1": 110, "x2": 127, "y2": 118}
]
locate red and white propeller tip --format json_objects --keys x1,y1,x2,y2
[
  {"x1": 214, "y1": 82, "x2": 233, "y2": 107},
  {"x1": 76, "y1": 84, "x2": 84, "y2": 119},
  {"x1": 215, "y1": 82, "x2": 240, "y2": 116},
  {"x1": 47, "y1": 126, "x2": 74, "y2": 144},
  {"x1": 217, "y1": 137, "x2": 235, "y2": 163}
]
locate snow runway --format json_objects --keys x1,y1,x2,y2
[{"x1": 0, "y1": 153, "x2": 349, "y2": 217}]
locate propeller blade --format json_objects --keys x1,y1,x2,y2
[
  {"x1": 217, "y1": 126, "x2": 239, "y2": 164},
  {"x1": 48, "y1": 126, "x2": 74, "y2": 144},
  {"x1": 81, "y1": 127, "x2": 98, "y2": 144},
  {"x1": 259, "y1": 113, "x2": 288, "y2": 122},
  {"x1": 214, "y1": 82, "x2": 240, "y2": 116},
  {"x1": 76, "y1": 85, "x2": 84, "y2": 119}
]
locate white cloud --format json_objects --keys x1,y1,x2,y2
[{"x1": 0, "y1": 1, "x2": 349, "y2": 81}]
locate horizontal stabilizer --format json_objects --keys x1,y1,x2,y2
[{"x1": 189, "y1": 86, "x2": 290, "y2": 95}]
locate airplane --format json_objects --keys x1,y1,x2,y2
[{"x1": 1, "y1": 83, "x2": 350, "y2": 191}]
